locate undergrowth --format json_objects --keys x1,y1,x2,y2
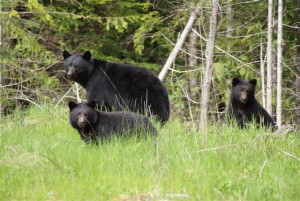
[{"x1": 0, "y1": 105, "x2": 299, "y2": 200}]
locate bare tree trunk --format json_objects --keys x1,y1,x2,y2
[
  {"x1": 0, "y1": 0, "x2": 3, "y2": 118},
  {"x1": 188, "y1": 29, "x2": 198, "y2": 100},
  {"x1": 158, "y1": 1, "x2": 202, "y2": 81},
  {"x1": 260, "y1": 38, "x2": 266, "y2": 108},
  {"x1": 296, "y1": 0, "x2": 300, "y2": 125},
  {"x1": 187, "y1": 27, "x2": 199, "y2": 126},
  {"x1": 188, "y1": 30, "x2": 198, "y2": 67},
  {"x1": 266, "y1": 0, "x2": 273, "y2": 116},
  {"x1": 226, "y1": 0, "x2": 233, "y2": 51},
  {"x1": 276, "y1": 0, "x2": 283, "y2": 128},
  {"x1": 272, "y1": 52, "x2": 277, "y2": 88},
  {"x1": 199, "y1": 0, "x2": 219, "y2": 133}
]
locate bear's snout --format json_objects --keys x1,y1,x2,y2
[
  {"x1": 78, "y1": 115, "x2": 87, "y2": 128},
  {"x1": 239, "y1": 92, "x2": 247, "y2": 104},
  {"x1": 67, "y1": 66, "x2": 76, "y2": 79}
]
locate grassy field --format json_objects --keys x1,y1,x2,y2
[{"x1": 0, "y1": 105, "x2": 299, "y2": 201}]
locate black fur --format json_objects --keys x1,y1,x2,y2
[
  {"x1": 227, "y1": 78, "x2": 275, "y2": 128},
  {"x1": 63, "y1": 50, "x2": 170, "y2": 123},
  {"x1": 68, "y1": 101, "x2": 157, "y2": 143}
]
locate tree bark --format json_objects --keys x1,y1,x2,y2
[
  {"x1": 226, "y1": 0, "x2": 233, "y2": 51},
  {"x1": 158, "y1": 1, "x2": 202, "y2": 82},
  {"x1": 266, "y1": 0, "x2": 273, "y2": 116},
  {"x1": 188, "y1": 29, "x2": 198, "y2": 101},
  {"x1": 199, "y1": 0, "x2": 219, "y2": 132},
  {"x1": 276, "y1": 0, "x2": 283, "y2": 127},
  {"x1": 296, "y1": 0, "x2": 300, "y2": 125},
  {"x1": 0, "y1": 0, "x2": 3, "y2": 118},
  {"x1": 260, "y1": 38, "x2": 266, "y2": 108}
]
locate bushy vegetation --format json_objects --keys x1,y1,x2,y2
[
  {"x1": 1, "y1": 105, "x2": 299, "y2": 200},
  {"x1": 1, "y1": 1, "x2": 299, "y2": 199},
  {"x1": 2, "y1": 0, "x2": 299, "y2": 123}
]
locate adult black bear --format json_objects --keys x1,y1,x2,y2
[
  {"x1": 227, "y1": 78, "x2": 275, "y2": 128},
  {"x1": 68, "y1": 100, "x2": 157, "y2": 143},
  {"x1": 63, "y1": 50, "x2": 170, "y2": 123}
]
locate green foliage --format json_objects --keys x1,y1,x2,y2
[
  {"x1": 133, "y1": 11, "x2": 161, "y2": 54},
  {"x1": 2, "y1": 1, "x2": 60, "y2": 113},
  {"x1": 9, "y1": 9, "x2": 20, "y2": 18},
  {"x1": 1, "y1": 0, "x2": 299, "y2": 123},
  {"x1": 27, "y1": 0, "x2": 54, "y2": 25}
]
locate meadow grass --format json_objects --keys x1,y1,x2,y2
[{"x1": 0, "y1": 105, "x2": 299, "y2": 201}]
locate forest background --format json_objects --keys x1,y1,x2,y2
[{"x1": 1, "y1": 0, "x2": 300, "y2": 128}]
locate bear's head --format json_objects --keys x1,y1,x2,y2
[
  {"x1": 231, "y1": 78, "x2": 257, "y2": 104},
  {"x1": 68, "y1": 100, "x2": 98, "y2": 130},
  {"x1": 63, "y1": 50, "x2": 93, "y2": 83}
]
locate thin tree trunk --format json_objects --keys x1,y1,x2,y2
[
  {"x1": 260, "y1": 38, "x2": 266, "y2": 108},
  {"x1": 296, "y1": 0, "x2": 300, "y2": 125},
  {"x1": 188, "y1": 29, "x2": 198, "y2": 101},
  {"x1": 276, "y1": 0, "x2": 283, "y2": 128},
  {"x1": 266, "y1": 0, "x2": 273, "y2": 116},
  {"x1": 158, "y1": 1, "x2": 202, "y2": 81},
  {"x1": 0, "y1": 0, "x2": 3, "y2": 118},
  {"x1": 199, "y1": 0, "x2": 219, "y2": 133},
  {"x1": 187, "y1": 27, "x2": 199, "y2": 126},
  {"x1": 188, "y1": 30, "x2": 198, "y2": 67},
  {"x1": 272, "y1": 52, "x2": 277, "y2": 89},
  {"x1": 226, "y1": 0, "x2": 233, "y2": 51}
]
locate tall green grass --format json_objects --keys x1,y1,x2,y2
[{"x1": 0, "y1": 105, "x2": 299, "y2": 200}]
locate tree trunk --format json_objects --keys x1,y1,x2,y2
[
  {"x1": 158, "y1": 1, "x2": 202, "y2": 82},
  {"x1": 226, "y1": 0, "x2": 233, "y2": 51},
  {"x1": 199, "y1": 0, "x2": 219, "y2": 132},
  {"x1": 260, "y1": 38, "x2": 266, "y2": 108},
  {"x1": 0, "y1": 0, "x2": 3, "y2": 118},
  {"x1": 276, "y1": 0, "x2": 283, "y2": 128},
  {"x1": 188, "y1": 29, "x2": 198, "y2": 101},
  {"x1": 296, "y1": 0, "x2": 300, "y2": 125},
  {"x1": 266, "y1": 0, "x2": 273, "y2": 116}
]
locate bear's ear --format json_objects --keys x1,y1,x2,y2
[
  {"x1": 68, "y1": 101, "x2": 77, "y2": 110},
  {"x1": 87, "y1": 100, "x2": 97, "y2": 108},
  {"x1": 249, "y1": 79, "x2": 257, "y2": 86},
  {"x1": 63, "y1": 50, "x2": 71, "y2": 60},
  {"x1": 232, "y1": 78, "x2": 240, "y2": 86},
  {"x1": 83, "y1": 51, "x2": 91, "y2": 61}
]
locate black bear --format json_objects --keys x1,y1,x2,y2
[
  {"x1": 63, "y1": 50, "x2": 170, "y2": 123},
  {"x1": 227, "y1": 78, "x2": 275, "y2": 128},
  {"x1": 68, "y1": 100, "x2": 157, "y2": 143}
]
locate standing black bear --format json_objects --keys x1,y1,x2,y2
[
  {"x1": 68, "y1": 100, "x2": 157, "y2": 143},
  {"x1": 63, "y1": 50, "x2": 170, "y2": 123},
  {"x1": 227, "y1": 78, "x2": 275, "y2": 128}
]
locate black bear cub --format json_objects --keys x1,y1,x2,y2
[
  {"x1": 63, "y1": 50, "x2": 170, "y2": 123},
  {"x1": 227, "y1": 78, "x2": 275, "y2": 128},
  {"x1": 68, "y1": 100, "x2": 157, "y2": 143}
]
